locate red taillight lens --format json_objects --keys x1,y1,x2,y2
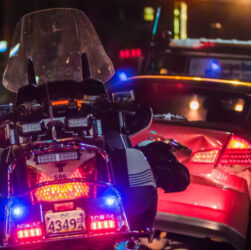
[
  {"x1": 34, "y1": 182, "x2": 89, "y2": 202},
  {"x1": 191, "y1": 149, "x2": 219, "y2": 163},
  {"x1": 70, "y1": 168, "x2": 84, "y2": 178},
  {"x1": 90, "y1": 214, "x2": 117, "y2": 231},
  {"x1": 119, "y1": 48, "x2": 142, "y2": 59},
  {"x1": 16, "y1": 222, "x2": 43, "y2": 240},
  {"x1": 218, "y1": 135, "x2": 251, "y2": 165},
  {"x1": 91, "y1": 220, "x2": 116, "y2": 230}
]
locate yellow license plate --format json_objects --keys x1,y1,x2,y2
[{"x1": 45, "y1": 209, "x2": 85, "y2": 234}]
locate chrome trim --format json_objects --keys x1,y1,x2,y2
[{"x1": 155, "y1": 212, "x2": 246, "y2": 250}]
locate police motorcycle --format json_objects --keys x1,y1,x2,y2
[{"x1": 0, "y1": 8, "x2": 189, "y2": 249}]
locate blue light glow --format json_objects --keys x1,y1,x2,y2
[
  {"x1": 118, "y1": 72, "x2": 128, "y2": 81},
  {"x1": 105, "y1": 196, "x2": 116, "y2": 206},
  {"x1": 0, "y1": 41, "x2": 8, "y2": 52},
  {"x1": 211, "y1": 61, "x2": 221, "y2": 71},
  {"x1": 12, "y1": 206, "x2": 24, "y2": 218},
  {"x1": 205, "y1": 59, "x2": 221, "y2": 78}
]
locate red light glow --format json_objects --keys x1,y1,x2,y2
[
  {"x1": 90, "y1": 214, "x2": 117, "y2": 231},
  {"x1": 16, "y1": 223, "x2": 43, "y2": 240},
  {"x1": 227, "y1": 136, "x2": 250, "y2": 149},
  {"x1": 34, "y1": 182, "x2": 89, "y2": 202},
  {"x1": 119, "y1": 48, "x2": 142, "y2": 59},
  {"x1": 90, "y1": 220, "x2": 116, "y2": 231},
  {"x1": 218, "y1": 135, "x2": 251, "y2": 166},
  {"x1": 70, "y1": 168, "x2": 84, "y2": 178},
  {"x1": 39, "y1": 172, "x2": 52, "y2": 183},
  {"x1": 192, "y1": 149, "x2": 219, "y2": 163}
]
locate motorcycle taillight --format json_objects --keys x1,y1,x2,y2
[
  {"x1": 27, "y1": 165, "x2": 92, "y2": 202},
  {"x1": 89, "y1": 214, "x2": 118, "y2": 232},
  {"x1": 34, "y1": 182, "x2": 89, "y2": 202},
  {"x1": 16, "y1": 222, "x2": 43, "y2": 241}
]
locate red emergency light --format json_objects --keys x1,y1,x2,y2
[{"x1": 119, "y1": 48, "x2": 142, "y2": 59}]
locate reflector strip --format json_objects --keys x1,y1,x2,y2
[{"x1": 192, "y1": 149, "x2": 219, "y2": 163}]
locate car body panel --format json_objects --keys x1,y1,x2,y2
[
  {"x1": 130, "y1": 122, "x2": 249, "y2": 237},
  {"x1": 107, "y1": 75, "x2": 251, "y2": 249}
]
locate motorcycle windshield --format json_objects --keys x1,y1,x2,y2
[{"x1": 3, "y1": 8, "x2": 115, "y2": 93}]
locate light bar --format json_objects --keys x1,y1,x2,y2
[
  {"x1": 36, "y1": 151, "x2": 78, "y2": 164},
  {"x1": 51, "y1": 99, "x2": 69, "y2": 106},
  {"x1": 67, "y1": 117, "x2": 89, "y2": 128},
  {"x1": 21, "y1": 122, "x2": 42, "y2": 134}
]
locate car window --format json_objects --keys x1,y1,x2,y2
[{"x1": 132, "y1": 80, "x2": 249, "y2": 123}]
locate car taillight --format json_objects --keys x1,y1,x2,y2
[
  {"x1": 218, "y1": 135, "x2": 251, "y2": 166},
  {"x1": 191, "y1": 149, "x2": 220, "y2": 163},
  {"x1": 16, "y1": 222, "x2": 43, "y2": 240},
  {"x1": 90, "y1": 214, "x2": 117, "y2": 231},
  {"x1": 34, "y1": 182, "x2": 89, "y2": 202}
]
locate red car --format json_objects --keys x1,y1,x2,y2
[{"x1": 107, "y1": 75, "x2": 251, "y2": 249}]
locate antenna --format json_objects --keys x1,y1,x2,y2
[
  {"x1": 81, "y1": 53, "x2": 90, "y2": 80},
  {"x1": 27, "y1": 58, "x2": 36, "y2": 85}
]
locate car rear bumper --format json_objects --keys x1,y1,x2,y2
[{"x1": 155, "y1": 211, "x2": 245, "y2": 250}]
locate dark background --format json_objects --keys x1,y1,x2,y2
[{"x1": 0, "y1": 0, "x2": 251, "y2": 102}]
